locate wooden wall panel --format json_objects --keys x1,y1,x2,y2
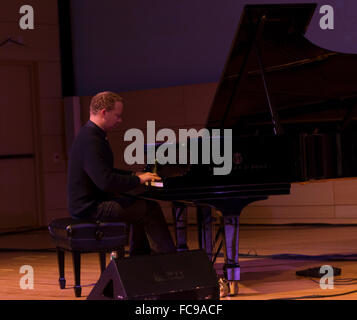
[
  {"x1": 0, "y1": 0, "x2": 67, "y2": 227},
  {"x1": 43, "y1": 209, "x2": 70, "y2": 226},
  {"x1": 183, "y1": 82, "x2": 217, "y2": 126},
  {"x1": 118, "y1": 86, "x2": 185, "y2": 130},
  {"x1": 0, "y1": 23, "x2": 60, "y2": 61},
  {"x1": 43, "y1": 173, "x2": 67, "y2": 211},
  {"x1": 79, "y1": 96, "x2": 92, "y2": 125},
  {"x1": 0, "y1": 63, "x2": 34, "y2": 155},
  {"x1": 0, "y1": 159, "x2": 38, "y2": 228},
  {"x1": 41, "y1": 135, "x2": 67, "y2": 173},
  {"x1": 333, "y1": 179, "x2": 357, "y2": 205},
  {"x1": 253, "y1": 182, "x2": 334, "y2": 207},
  {"x1": 242, "y1": 205, "x2": 334, "y2": 219},
  {"x1": 335, "y1": 205, "x2": 357, "y2": 218},
  {"x1": 37, "y1": 62, "x2": 62, "y2": 98},
  {"x1": 39, "y1": 99, "x2": 64, "y2": 135}
]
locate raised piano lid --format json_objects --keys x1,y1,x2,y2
[{"x1": 206, "y1": 3, "x2": 357, "y2": 133}]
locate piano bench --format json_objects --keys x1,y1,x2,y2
[{"x1": 48, "y1": 217, "x2": 128, "y2": 298}]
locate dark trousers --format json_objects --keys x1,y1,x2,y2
[{"x1": 95, "y1": 197, "x2": 176, "y2": 256}]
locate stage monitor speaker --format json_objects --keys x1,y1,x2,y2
[{"x1": 87, "y1": 249, "x2": 219, "y2": 300}]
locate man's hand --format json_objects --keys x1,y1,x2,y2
[{"x1": 136, "y1": 172, "x2": 162, "y2": 184}]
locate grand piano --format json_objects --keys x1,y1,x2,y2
[{"x1": 139, "y1": 3, "x2": 357, "y2": 295}]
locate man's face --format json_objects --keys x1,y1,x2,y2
[{"x1": 103, "y1": 101, "x2": 124, "y2": 131}]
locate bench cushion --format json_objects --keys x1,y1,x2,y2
[{"x1": 48, "y1": 218, "x2": 128, "y2": 252}]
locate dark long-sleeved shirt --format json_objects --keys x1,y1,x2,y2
[{"x1": 67, "y1": 120, "x2": 140, "y2": 219}]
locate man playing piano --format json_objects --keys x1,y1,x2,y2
[{"x1": 67, "y1": 91, "x2": 176, "y2": 256}]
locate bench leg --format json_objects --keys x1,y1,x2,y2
[
  {"x1": 57, "y1": 248, "x2": 66, "y2": 289},
  {"x1": 72, "y1": 251, "x2": 81, "y2": 297}
]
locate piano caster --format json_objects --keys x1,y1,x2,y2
[
  {"x1": 74, "y1": 285, "x2": 82, "y2": 298},
  {"x1": 228, "y1": 281, "x2": 239, "y2": 297},
  {"x1": 59, "y1": 277, "x2": 66, "y2": 289},
  {"x1": 223, "y1": 265, "x2": 240, "y2": 297},
  {"x1": 219, "y1": 278, "x2": 239, "y2": 298}
]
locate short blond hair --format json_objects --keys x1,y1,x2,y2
[{"x1": 90, "y1": 91, "x2": 124, "y2": 114}]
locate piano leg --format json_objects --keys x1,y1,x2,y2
[
  {"x1": 221, "y1": 215, "x2": 240, "y2": 296},
  {"x1": 196, "y1": 206, "x2": 213, "y2": 260},
  {"x1": 207, "y1": 197, "x2": 267, "y2": 296},
  {"x1": 172, "y1": 204, "x2": 188, "y2": 251}
]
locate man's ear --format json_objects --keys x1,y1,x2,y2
[{"x1": 99, "y1": 108, "x2": 107, "y2": 117}]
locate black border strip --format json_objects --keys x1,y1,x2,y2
[{"x1": 57, "y1": 0, "x2": 75, "y2": 96}]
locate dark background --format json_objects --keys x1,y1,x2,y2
[{"x1": 68, "y1": 0, "x2": 357, "y2": 95}]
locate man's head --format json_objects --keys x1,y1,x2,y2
[{"x1": 89, "y1": 91, "x2": 124, "y2": 131}]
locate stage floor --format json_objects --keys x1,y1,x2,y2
[{"x1": 1, "y1": 224, "x2": 357, "y2": 300}]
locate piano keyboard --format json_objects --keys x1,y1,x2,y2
[{"x1": 145, "y1": 181, "x2": 164, "y2": 188}]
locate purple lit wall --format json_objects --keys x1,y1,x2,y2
[{"x1": 70, "y1": 0, "x2": 357, "y2": 95}]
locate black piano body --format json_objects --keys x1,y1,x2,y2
[{"x1": 139, "y1": 3, "x2": 357, "y2": 295}]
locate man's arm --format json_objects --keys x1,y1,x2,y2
[
  {"x1": 83, "y1": 143, "x2": 140, "y2": 193},
  {"x1": 113, "y1": 168, "x2": 134, "y2": 175}
]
